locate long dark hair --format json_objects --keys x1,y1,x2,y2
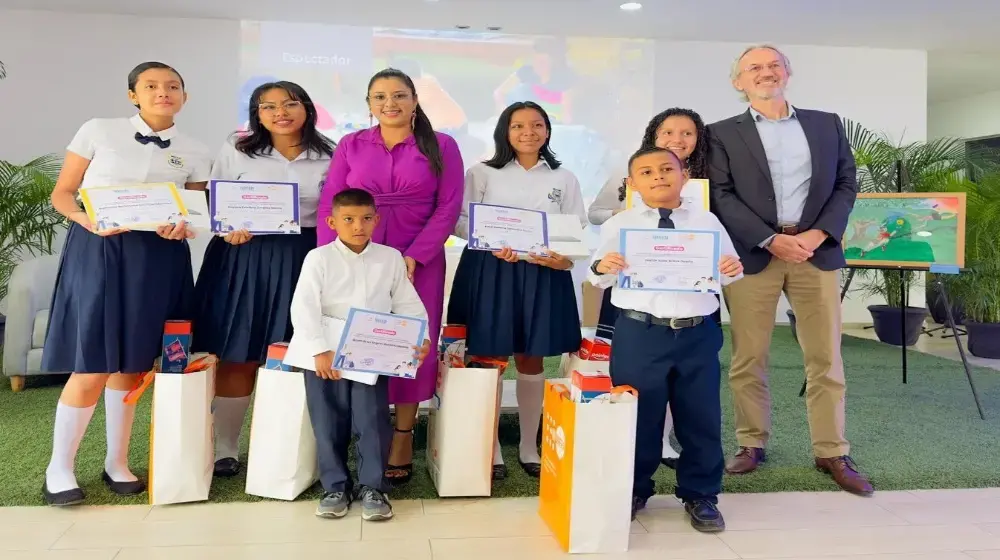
[
  {"x1": 483, "y1": 101, "x2": 561, "y2": 170},
  {"x1": 235, "y1": 81, "x2": 335, "y2": 158},
  {"x1": 366, "y1": 68, "x2": 443, "y2": 177},
  {"x1": 618, "y1": 107, "x2": 708, "y2": 201}
]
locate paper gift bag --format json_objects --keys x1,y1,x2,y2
[
  {"x1": 126, "y1": 353, "x2": 216, "y2": 506},
  {"x1": 539, "y1": 381, "x2": 638, "y2": 554},
  {"x1": 559, "y1": 339, "x2": 611, "y2": 377},
  {"x1": 245, "y1": 366, "x2": 319, "y2": 500},
  {"x1": 426, "y1": 361, "x2": 500, "y2": 497}
]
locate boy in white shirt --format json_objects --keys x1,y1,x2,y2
[
  {"x1": 289, "y1": 188, "x2": 431, "y2": 522},
  {"x1": 588, "y1": 147, "x2": 744, "y2": 533}
]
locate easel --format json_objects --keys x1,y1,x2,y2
[{"x1": 796, "y1": 161, "x2": 985, "y2": 419}]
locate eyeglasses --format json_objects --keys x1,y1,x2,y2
[
  {"x1": 742, "y1": 62, "x2": 785, "y2": 75},
  {"x1": 368, "y1": 92, "x2": 413, "y2": 105},
  {"x1": 258, "y1": 101, "x2": 305, "y2": 113}
]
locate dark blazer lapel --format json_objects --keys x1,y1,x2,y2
[
  {"x1": 735, "y1": 109, "x2": 772, "y2": 184},
  {"x1": 794, "y1": 109, "x2": 826, "y2": 224}
]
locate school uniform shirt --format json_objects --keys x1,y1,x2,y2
[
  {"x1": 588, "y1": 174, "x2": 627, "y2": 225},
  {"x1": 288, "y1": 239, "x2": 429, "y2": 358},
  {"x1": 588, "y1": 202, "x2": 743, "y2": 319},
  {"x1": 209, "y1": 137, "x2": 331, "y2": 227},
  {"x1": 454, "y1": 160, "x2": 587, "y2": 240},
  {"x1": 69, "y1": 114, "x2": 212, "y2": 188}
]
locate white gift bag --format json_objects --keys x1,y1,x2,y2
[
  {"x1": 539, "y1": 381, "x2": 638, "y2": 554},
  {"x1": 244, "y1": 367, "x2": 319, "y2": 500},
  {"x1": 126, "y1": 353, "x2": 216, "y2": 506},
  {"x1": 426, "y1": 361, "x2": 499, "y2": 497},
  {"x1": 559, "y1": 352, "x2": 610, "y2": 377}
]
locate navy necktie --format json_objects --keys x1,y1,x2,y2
[
  {"x1": 658, "y1": 208, "x2": 675, "y2": 229},
  {"x1": 135, "y1": 132, "x2": 171, "y2": 149}
]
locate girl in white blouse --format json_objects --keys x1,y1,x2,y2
[
  {"x1": 450, "y1": 101, "x2": 587, "y2": 481},
  {"x1": 41, "y1": 62, "x2": 213, "y2": 506},
  {"x1": 587, "y1": 107, "x2": 710, "y2": 469},
  {"x1": 191, "y1": 81, "x2": 335, "y2": 478}
]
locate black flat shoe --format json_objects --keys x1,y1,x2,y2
[
  {"x1": 519, "y1": 460, "x2": 541, "y2": 478},
  {"x1": 102, "y1": 471, "x2": 146, "y2": 496},
  {"x1": 42, "y1": 482, "x2": 85, "y2": 507},
  {"x1": 492, "y1": 464, "x2": 507, "y2": 481},
  {"x1": 660, "y1": 457, "x2": 678, "y2": 470},
  {"x1": 214, "y1": 457, "x2": 241, "y2": 478}
]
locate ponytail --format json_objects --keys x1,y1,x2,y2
[
  {"x1": 617, "y1": 178, "x2": 627, "y2": 202},
  {"x1": 412, "y1": 105, "x2": 443, "y2": 177}
]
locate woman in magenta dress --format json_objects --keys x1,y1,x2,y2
[{"x1": 317, "y1": 68, "x2": 464, "y2": 486}]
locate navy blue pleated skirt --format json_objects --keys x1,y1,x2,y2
[
  {"x1": 596, "y1": 287, "x2": 619, "y2": 342},
  {"x1": 447, "y1": 248, "x2": 582, "y2": 358},
  {"x1": 191, "y1": 228, "x2": 317, "y2": 363},
  {"x1": 42, "y1": 224, "x2": 195, "y2": 374}
]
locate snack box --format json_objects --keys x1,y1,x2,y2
[
  {"x1": 571, "y1": 370, "x2": 612, "y2": 403},
  {"x1": 160, "y1": 320, "x2": 192, "y2": 373},
  {"x1": 264, "y1": 342, "x2": 292, "y2": 371},
  {"x1": 578, "y1": 338, "x2": 611, "y2": 361}
]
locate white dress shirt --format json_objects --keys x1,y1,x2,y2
[
  {"x1": 209, "y1": 138, "x2": 331, "y2": 227},
  {"x1": 68, "y1": 114, "x2": 212, "y2": 189},
  {"x1": 455, "y1": 160, "x2": 588, "y2": 239},
  {"x1": 288, "y1": 239, "x2": 428, "y2": 358},
  {"x1": 588, "y1": 202, "x2": 743, "y2": 319}
]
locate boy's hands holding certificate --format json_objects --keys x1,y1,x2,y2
[{"x1": 314, "y1": 351, "x2": 341, "y2": 380}]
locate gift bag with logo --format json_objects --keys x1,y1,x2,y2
[
  {"x1": 539, "y1": 380, "x2": 638, "y2": 554},
  {"x1": 244, "y1": 346, "x2": 319, "y2": 500},
  {"x1": 125, "y1": 353, "x2": 216, "y2": 506},
  {"x1": 426, "y1": 359, "x2": 501, "y2": 497}
]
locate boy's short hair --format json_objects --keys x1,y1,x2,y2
[
  {"x1": 627, "y1": 146, "x2": 683, "y2": 175},
  {"x1": 333, "y1": 188, "x2": 376, "y2": 209}
]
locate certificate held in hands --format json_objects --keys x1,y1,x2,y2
[
  {"x1": 335, "y1": 308, "x2": 428, "y2": 379},
  {"x1": 209, "y1": 180, "x2": 301, "y2": 235},
  {"x1": 618, "y1": 228, "x2": 723, "y2": 293},
  {"x1": 468, "y1": 203, "x2": 548, "y2": 254},
  {"x1": 79, "y1": 182, "x2": 189, "y2": 232}
]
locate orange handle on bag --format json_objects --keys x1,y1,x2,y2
[
  {"x1": 611, "y1": 385, "x2": 638, "y2": 398},
  {"x1": 123, "y1": 369, "x2": 156, "y2": 405}
]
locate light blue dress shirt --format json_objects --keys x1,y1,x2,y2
[{"x1": 751, "y1": 105, "x2": 812, "y2": 226}]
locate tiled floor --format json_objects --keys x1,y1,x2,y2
[
  {"x1": 843, "y1": 323, "x2": 1000, "y2": 372},
  {"x1": 4, "y1": 489, "x2": 1000, "y2": 558}
]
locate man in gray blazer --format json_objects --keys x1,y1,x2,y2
[{"x1": 707, "y1": 44, "x2": 872, "y2": 496}]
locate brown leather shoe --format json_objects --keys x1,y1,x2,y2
[
  {"x1": 815, "y1": 456, "x2": 874, "y2": 496},
  {"x1": 725, "y1": 447, "x2": 765, "y2": 474}
]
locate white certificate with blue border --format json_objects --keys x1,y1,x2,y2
[
  {"x1": 209, "y1": 180, "x2": 301, "y2": 235},
  {"x1": 467, "y1": 203, "x2": 548, "y2": 254},
  {"x1": 618, "y1": 228, "x2": 722, "y2": 293},
  {"x1": 334, "y1": 308, "x2": 428, "y2": 379}
]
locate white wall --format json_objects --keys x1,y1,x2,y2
[
  {"x1": 929, "y1": 89, "x2": 1000, "y2": 140},
  {"x1": 0, "y1": 9, "x2": 929, "y2": 325}
]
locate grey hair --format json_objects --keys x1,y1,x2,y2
[{"x1": 730, "y1": 44, "x2": 792, "y2": 102}]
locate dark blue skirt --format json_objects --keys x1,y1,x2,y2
[
  {"x1": 596, "y1": 287, "x2": 619, "y2": 341},
  {"x1": 42, "y1": 224, "x2": 194, "y2": 374},
  {"x1": 447, "y1": 248, "x2": 582, "y2": 358},
  {"x1": 191, "y1": 228, "x2": 317, "y2": 363}
]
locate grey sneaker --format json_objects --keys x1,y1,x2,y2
[
  {"x1": 315, "y1": 491, "x2": 351, "y2": 519},
  {"x1": 359, "y1": 487, "x2": 393, "y2": 521}
]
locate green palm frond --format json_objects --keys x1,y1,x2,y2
[{"x1": 0, "y1": 155, "x2": 67, "y2": 302}]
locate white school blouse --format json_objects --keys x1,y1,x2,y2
[
  {"x1": 588, "y1": 203, "x2": 743, "y2": 319},
  {"x1": 455, "y1": 160, "x2": 588, "y2": 240},
  {"x1": 67, "y1": 114, "x2": 212, "y2": 189},
  {"x1": 588, "y1": 174, "x2": 628, "y2": 226},
  {"x1": 209, "y1": 138, "x2": 332, "y2": 227},
  {"x1": 288, "y1": 239, "x2": 429, "y2": 358}
]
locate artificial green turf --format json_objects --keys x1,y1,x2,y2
[{"x1": 2, "y1": 326, "x2": 999, "y2": 507}]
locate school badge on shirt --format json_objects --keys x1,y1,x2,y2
[
  {"x1": 547, "y1": 187, "x2": 563, "y2": 204},
  {"x1": 167, "y1": 154, "x2": 185, "y2": 169}
]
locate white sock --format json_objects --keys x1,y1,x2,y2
[
  {"x1": 46, "y1": 401, "x2": 96, "y2": 493},
  {"x1": 104, "y1": 388, "x2": 139, "y2": 483},
  {"x1": 516, "y1": 373, "x2": 544, "y2": 464},
  {"x1": 213, "y1": 396, "x2": 251, "y2": 462},
  {"x1": 493, "y1": 375, "x2": 505, "y2": 466},
  {"x1": 662, "y1": 405, "x2": 680, "y2": 459}
]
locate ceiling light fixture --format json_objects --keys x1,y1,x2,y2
[
  {"x1": 619, "y1": 2, "x2": 642, "y2": 10},
  {"x1": 455, "y1": 24, "x2": 470, "y2": 29},
  {"x1": 486, "y1": 25, "x2": 502, "y2": 31}
]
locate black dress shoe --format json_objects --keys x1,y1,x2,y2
[
  {"x1": 492, "y1": 464, "x2": 507, "y2": 481},
  {"x1": 660, "y1": 457, "x2": 678, "y2": 470},
  {"x1": 518, "y1": 459, "x2": 541, "y2": 478},
  {"x1": 42, "y1": 482, "x2": 85, "y2": 507},
  {"x1": 214, "y1": 457, "x2": 241, "y2": 478},
  {"x1": 102, "y1": 471, "x2": 146, "y2": 496},
  {"x1": 684, "y1": 499, "x2": 726, "y2": 533},
  {"x1": 630, "y1": 495, "x2": 647, "y2": 521}
]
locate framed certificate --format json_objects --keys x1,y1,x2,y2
[
  {"x1": 618, "y1": 228, "x2": 722, "y2": 293},
  {"x1": 334, "y1": 308, "x2": 428, "y2": 379},
  {"x1": 468, "y1": 203, "x2": 549, "y2": 254},
  {"x1": 209, "y1": 180, "x2": 301, "y2": 235},
  {"x1": 626, "y1": 178, "x2": 710, "y2": 212},
  {"x1": 79, "y1": 182, "x2": 188, "y2": 232}
]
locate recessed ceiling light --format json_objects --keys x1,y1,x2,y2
[
  {"x1": 486, "y1": 25, "x2": 502, "y2": 31},
  {"x1": 455, "y1": 24, "x2": 470, "y2": 29},
  {"x1": 620, "y1": 2, "x2": 642, "y2": 10}
]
